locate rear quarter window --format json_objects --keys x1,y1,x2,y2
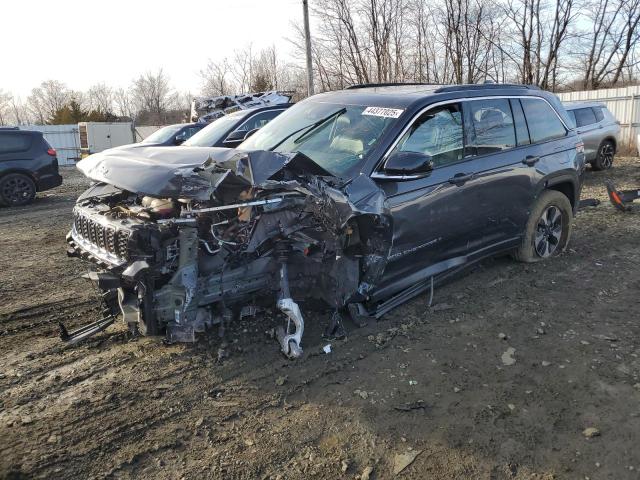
[
  {"x1": 573, "y1": 107, "x2": 597, "y2": 127},
  {"x1": 521, "y1": 98, "x2": 567, "y2": 143},
  {"x1": 0, "y1": 133, "x2": 33, "y2": 154},
  {"x1": 593, "y1": 107, "x2": 605, "y2": 122}
]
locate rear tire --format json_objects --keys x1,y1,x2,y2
[
  {"x1": 0, "y1": 173, "x2": 36, "y2": 206},
  {"x1": 515, "y1": 190, "x2": 572, "y2": 263},
  {"x1": 591, "y1": 140, "x2": 615, "y2": 171}
]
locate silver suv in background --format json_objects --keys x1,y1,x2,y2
[{"x1": 563, "y1": 102, "x2": 620, "y2": 170}]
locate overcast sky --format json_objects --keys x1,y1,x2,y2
[{"x1": 1, "y1": 0, "x2": 302, "y2": 98}]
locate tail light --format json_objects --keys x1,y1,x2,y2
[{"x1": 47, "y1": 148, "x2": 57, "y2": 156}]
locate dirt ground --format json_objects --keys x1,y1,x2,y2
[{"x1": 1, "y1": 158, "x2": 640, "y2": 480}]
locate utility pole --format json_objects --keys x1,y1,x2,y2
[{"x1": 302, "y1": 0, "x2": 314, "y2": 96}]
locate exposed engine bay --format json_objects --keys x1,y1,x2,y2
[{"x1": 66, "y1": 147, "x2": 392, "y2": 357}]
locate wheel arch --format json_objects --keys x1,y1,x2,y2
[
  {"x1": 602, "y1": 136, "x2": 617, "y2": 152},
  {"x1": 545, "y1": 179, "x2": 577, "y2": 211},
  {"x1": 0, "y1": 169, "x2": 38, "y2": 190}
]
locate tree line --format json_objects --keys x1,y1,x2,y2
[
  {"x1": 1, "y1": 0, "x2": 638, "y2": 126},
  {"x1": 0, "y1": 70, "x2": 194, "y2": 127},
  {"x1": 291, "y1": 0, "x2": 639, "y2": 92},
  {"x1": 0, "y1": 45, "x2": 305, "y2": 127}
]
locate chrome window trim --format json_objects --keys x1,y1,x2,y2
[{"x1": 372, "y1": 95, "x2": 570, "y2": 179}]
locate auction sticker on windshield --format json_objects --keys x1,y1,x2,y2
[{"x1": 362, "y1": 107, "x2": 404, "y2": 118}]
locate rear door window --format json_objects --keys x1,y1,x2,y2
[
  {"x1": 0, "y1": 133, "x2": 33, "y2": 154},
  {"x1": 466, "y1": 99, "x2": 516, "y2": 155},
  {"x1": 593, "y1": 107, "x2": 605, "y2": 122},
  {"x1": 521, "y1": 98, "x2": 567, "y2": 143},
  {"x1": 573, "y1": 108, "x2": 597, "y2": 127}
]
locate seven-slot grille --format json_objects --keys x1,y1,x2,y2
[{"x1": 73, "y1": 210, "x2": 130, "y2": 260}]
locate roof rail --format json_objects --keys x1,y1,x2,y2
[
  {"x1": 434, "y1": 83, "x2": 540, "y2": 93},
  {"x1": 345, "y1": 82, "x2": 438, "y2": 90}
]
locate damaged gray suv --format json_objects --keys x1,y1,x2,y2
[{"x1": 65, "y1": 83, "x2": 585, "y2": 357}]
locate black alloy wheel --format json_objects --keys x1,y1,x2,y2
[
  {"x1": 0, "y1": 174, "x2": 36, "y2": 206},
  {"x1": 534, "y1": 205, "x2": 563, "y2": 258}
]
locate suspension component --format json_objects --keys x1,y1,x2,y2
[{"x1": 274, "y1": 242, "x2": 305, "y2": 358}]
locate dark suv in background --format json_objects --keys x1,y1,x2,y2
[
  {"x1": 183, "y1": 104, "x2": 292, "y2": 148},
  {"x1": 139, "y1": 123, "x2": 205, "y2": 146},
  {"x1": 0, "y1": 128, "x2": 63, "y2": 206}
]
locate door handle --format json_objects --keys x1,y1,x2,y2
[
  {"x1": 523, "y1": 155, "x2": 540, "y2": 167},
  {"x1": 448, "y1": 172, "x2": 474, "y2": 185}
]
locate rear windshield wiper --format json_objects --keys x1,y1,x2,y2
[{"x1": 270, "y1": 107, "x2": 347, "y2": 150}]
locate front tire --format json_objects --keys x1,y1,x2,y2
[
  {"x1": 0, "y1": 173, "x2": 36, "y2": 206},
  {"x1": 515, "y1": 190, "x2": 573, "y2": 263},
  {"x1": 591, "y1": 140, "x2": 615, "y2": 171}
]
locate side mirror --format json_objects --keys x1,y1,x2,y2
[
  {"x1": 384, "y1": 151, "x2": 434, "y2": 175},
  {"x1": 223, "y1": 129, "x2": 248, "y2": 143},
  {"x1": 174, "y1": 137, "x2": 186, "y2": 145}
]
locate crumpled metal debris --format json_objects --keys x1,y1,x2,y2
[
  {"x1": 191, "y1": 90, "x2": 293, "y2": 123},
  {"x1": 71, "y1": 147, "x2": 393, "y2": 357}
]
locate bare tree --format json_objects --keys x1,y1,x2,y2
[
  {"x1": 361, "y1": 0, "x2": 407, "y2": 82},
  {"x1": 10, "y1": 96, "x2": 29, "y2": 125},
  {"x1": 200, "y1": 59, "x2": 232, "y2": 96},
  {"x1": 254, "y1": 45, "x2": 280, "y2": 90},
  {"x1": 26, "y1": 80, "x2": 70, "y2": 124},
  {"x1": 88, "y1": 83, "x2": 115, "y2": 114},
  {"x1": 130, "y1": 69, "x2": 176, "y2": 124},
  {"x1": 0, "y1": 90, "x2": 11, "y2": 125},
  {"x1": 502, "y1": 0, "x2": 576, "y2": 88},
  {"x1": 230, "y1": 45, "x2": 255, "y2": 92},
  {"x1": 440, "y1": 0, "x2": 500, "y2": 84},
  {"x1": 611, "y1": 0, "x2": 640, "y2": 84},
  {"x1": 114, "y1": 88, "x2": 135, "y2": 119}
]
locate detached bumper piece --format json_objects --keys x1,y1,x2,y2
[{"x1": 606, "y1": 181, "x2": 640, "y2": 212}]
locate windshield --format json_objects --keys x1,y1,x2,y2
[
  {"x1": 141, "y1": 125, "x2": 183, "y2": 144},
  {"x1": 239, "y1": 101, "x2": 398, "y2": 176},
  {"x1": 184, "y1": 112, "x2": 244, "y2": 147}
]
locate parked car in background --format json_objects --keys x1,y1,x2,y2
[
  {"x1": 183, "y1": 104, "x2": 292, "y2": 148},
  {"x1": 66, "y1": 83, "x2": 584, "y2": 357},
  {"x1": 0, "y1": 128, "x2": 62, "y2": 206},
  {"x1": 140, "y1": 123, "x2": 205, "y2": 146},
  {"x1": 563, "y1": 102, "x2": 620, "y2": 170}
]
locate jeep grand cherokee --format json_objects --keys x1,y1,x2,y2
[{"x1": 65, "y1": 83, "x2": 585, "y2": 357}]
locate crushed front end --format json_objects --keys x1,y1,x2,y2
[{"x1": 66, "y1": 147, "x2": 391, "y2": 357}]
